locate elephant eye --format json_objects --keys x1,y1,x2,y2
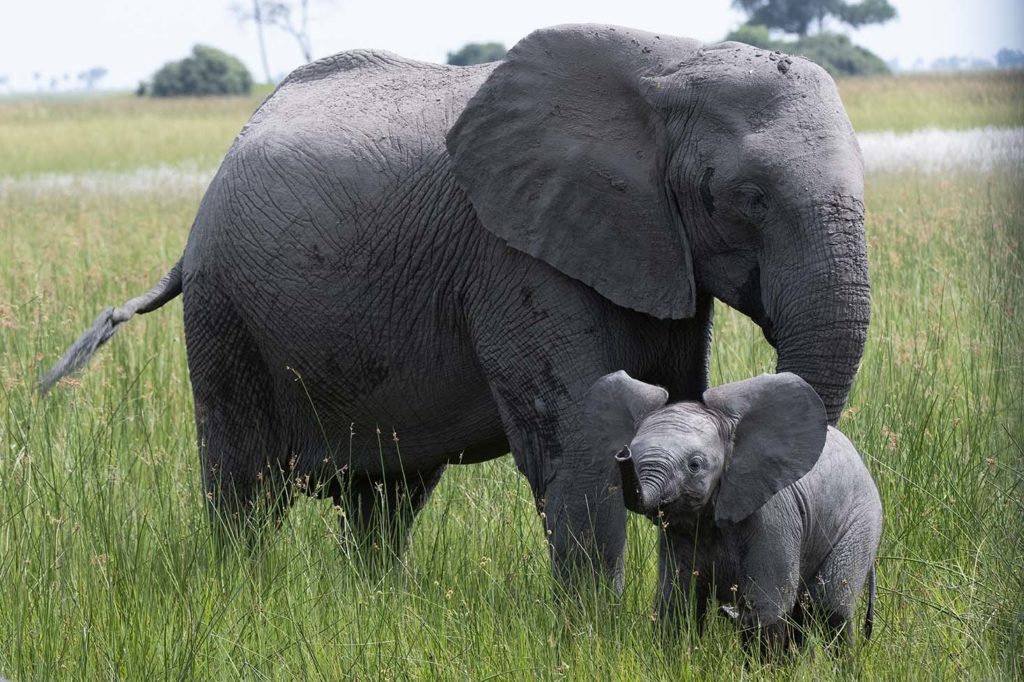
[
  {"x1": 741, "y1": 186, "x2": 769, "y2": 217},
  {"x1": 687, "y1": 456, "x2": 704, "y2": 473},
  {"x1": 731, "y1": 183, "x2": 769, "y2": 220}
]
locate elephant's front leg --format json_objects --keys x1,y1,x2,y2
[
  {"x1": 467, "y1": 260, "x2": 708, "y2": 593},
  {"x1": 657, "y1": 531, "x2": 711, "y2": 631},
  {"x1": 734, "y1": 539, "x2": 802, "y2": 657},
  {"x1": 542, "y1": 446, "x2": 628, "y2": 594},
  {"x1": 489, "y1": 386, "x2": 627, "y2": 594},
  {"x1": 465, "y1": 262, "x2": 643, "y2": 592}
]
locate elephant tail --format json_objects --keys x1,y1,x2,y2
[
  {"x1": 38, "y1": 260, "x2": 183, "y2": 395},
  {"x1": 863, "y1": 563, "x2": 876, "y2": 640}
]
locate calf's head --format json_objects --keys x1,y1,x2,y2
[{"x1": 584, "y1": 371, "x2": 827, "y2": 525}]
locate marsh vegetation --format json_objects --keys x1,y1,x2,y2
[{"x1": 1, "y1": 72, "x2": 1021, "y2": 679}]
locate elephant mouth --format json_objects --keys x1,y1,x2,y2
[
  {"x1": 659, "y1": 492, "x2": 710, "y2": 521},
  {"x1": 729, "y1": 262, "x2": 777, "y2": 348},
  {"x1": 616, "y1": 446, "x2": 709, "y2": 519}
]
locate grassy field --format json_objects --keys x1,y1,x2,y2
[
  {"x1": 0, "y1": 94, "x2": 264, "y2": 176},
  {"x1": 1, "y1": 73, "x2": 1022, "y2": 679},
  {"x1": 1, "y1": 70, "x2": 1021, "y2": 178},
  {"x1": 838, "y1": 70, "x2": 1024, "y2": 132}
]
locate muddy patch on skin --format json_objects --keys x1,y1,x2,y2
[{"x1": 2, "y1": 127, "x2": 1021, "y2": 198}]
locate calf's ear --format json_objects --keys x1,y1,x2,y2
[
  {"x1": 703, "y1": 373, "x2": 827, "y2": 525},
  {"x1": 583, "y1": 371, "x2": 668, "y2": 459}
]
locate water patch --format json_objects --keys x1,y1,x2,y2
[
  {"x1": 857, "y1": 126, "x2": 1024, "y2": 173},
  {"x1": 2, "y1": 127, "x2": 1021, "y2": 198},
  {"x1": 0, "y1": 164, "x2": 215, "y2": 197}
]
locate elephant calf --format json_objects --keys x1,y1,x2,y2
[{"x1": 585, "y1": 371, "x2": 881, "y2": 652}]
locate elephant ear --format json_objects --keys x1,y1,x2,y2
[
  {"x1": 703, "y1": 373, "x2": 827, "y2": 525},
  {"x1": 583, "y1": 371, "x2": 669, "y2": 460},
  {"x1": 446, "y1": 25, "x2": 700, "y2": 320}
]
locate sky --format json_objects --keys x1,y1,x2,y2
[{"x1": 0, "y1": 0, "x2": 1022, "y2": 91}]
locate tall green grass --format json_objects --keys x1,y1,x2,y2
[
  {"x1": 2, "y1": 74, "x2": 1022, "y2": 677},
  {"x1": 838, "y1": 71, "x2": 1024, "y2": 133},
  {"x1": 0, "y1": 94, "x2": 267, "y2": 175},
  {"x1": 2, "y1": 170, "x2": 1021, "y2": 679}
]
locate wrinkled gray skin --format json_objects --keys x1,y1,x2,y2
[
  {"x1": 585, "y1": 371, "x2": 881, "y2": 650},
  {"x1": 40, "y1": 25, "x2": 870, "y2": 590}
]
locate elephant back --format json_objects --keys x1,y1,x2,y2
[{"x1": 227, "y1": 50, "x2": 496, "y2": 195}]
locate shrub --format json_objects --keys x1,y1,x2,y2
[
  {"x1": 150, "y1": 45, "x2": 253, "y2": 97},
  {"x1": 792, "y1": 32, "x2": 889, "y2": 76},
  {"x1": 446, "y1": 42, "x2": 507, "y2": 66},
  {"x1": 724, "y1": 23, "x2": 781, "y2": 51}
]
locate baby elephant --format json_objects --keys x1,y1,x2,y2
[{"x1": 585, "y1": 371, "x2": 881, "y2": 652}]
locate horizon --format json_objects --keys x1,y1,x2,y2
[{"x1": 0, "y1": 0, "x2": 1022, "y2": 92}]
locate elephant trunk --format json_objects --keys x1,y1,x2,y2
[
  {"x1": 771, "y1": 199, "x2": 870, "y2": 425},
  {"x1": 615, "y1": 446, "x2": 659, "y2": 514}
]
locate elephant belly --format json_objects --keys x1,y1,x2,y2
[
  {"x1": 185, "y1": 173, "x2": 508, "y2": 478},
  {"x1": 243, "y1": 274, "x2": 506, "y2": 475},
  {"x1": 291, "y1": 335, "x2": 505, "y2": 473}
]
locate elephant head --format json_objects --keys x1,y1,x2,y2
[
  {"x1": 583, "y1": 371, "x2": 827, "y2": 525},
  {"x1": 447, "y1": 25, "x2": 869, "y2": 423}
]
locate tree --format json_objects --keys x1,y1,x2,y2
[
  {"x1": 446, "y1": 42, "x2": 507, "y2": 66},
  {"x1": 732, "y1": 0, "x2": 895, "y2": 37},
  {"x1": 996, "y1": 48, "x2": 1024, "y2": 70},
  {"x1": 724, "y1": 25, "x2": 888, "y2": 76},
  {"x1": 77, "y1": 67, "x2": 108, "y2": 90},
  {"x1": 793, "y1": 32, "x2": 889, "y2": 75},
  {"x1": 232, "y1": 0, "x2": 325, "y2": 79},
  {"x1": 150, "y1": 45, "x2": 253, "y2": 97},
  {"x1": 233, "y1": 0, "x2": 273, "y2": 83},
  {"x1": 931, "y1": 56, "x2": 995, "y2": 72},
  {"x1": 263, "y1": 0, "x2": 314, "y2": 62}
]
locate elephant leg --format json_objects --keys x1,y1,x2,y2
[
  {"x1": 736, "y1": 546, "x2": 802, "y2": 657},
  {"x1": 334, "y1": 465, "x2": 446, "y2": 568},
  {"x1": 543, "y1": 464, "x2": 627, "y2": 595},
  {"x1": 788, "y1": 591, "x2": 813, "y2": 649},
  {"x1": 804, "y1": 548, "x2": 867, "y2": 649},
  {"x1": 185, "y1": 281, "x2": 291, "y2": 540},
  {"x1": 486, "y1": 385, "x2": 626, "y2": 595},
  {"x1": 466, "y1": 267, "x2": 709, "y2": 594},
  {"x1": 656, "y1": 532, "x2": 710, "y2": 635}
]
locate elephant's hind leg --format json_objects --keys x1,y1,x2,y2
[
  {"x1": 333, "y1": 465, "x2": 446, "y2": 570},
  {"x1": 185, "y1": 282, "x2": 292, "y2": 540}
]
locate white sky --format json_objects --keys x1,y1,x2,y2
[{"x1": 1, "y1": 0, "x2": 1022, "y2": 90}]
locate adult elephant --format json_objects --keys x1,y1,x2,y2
[{"x1": 41, "y1": 25, "x2": 870, "y2": 591}]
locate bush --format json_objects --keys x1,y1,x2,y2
[
  {"x1": 724, "y1": 23, "x2": 781, "y2": 51},
  {"x1": 150, "y1": 45, "x2": 253, "y2": 97},
  {"x1": 446, "y1": 42, "x2": 507, "y2": 66},
  {"x1": 996, "y1": 48, "x2": 1024, "y2": 70},
  {"x1": 792, "y1": 32, "x2": 889, "y2": 76},
  {"x1": 725, "y1": 23, "x2": 889, "y2": 77}
]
